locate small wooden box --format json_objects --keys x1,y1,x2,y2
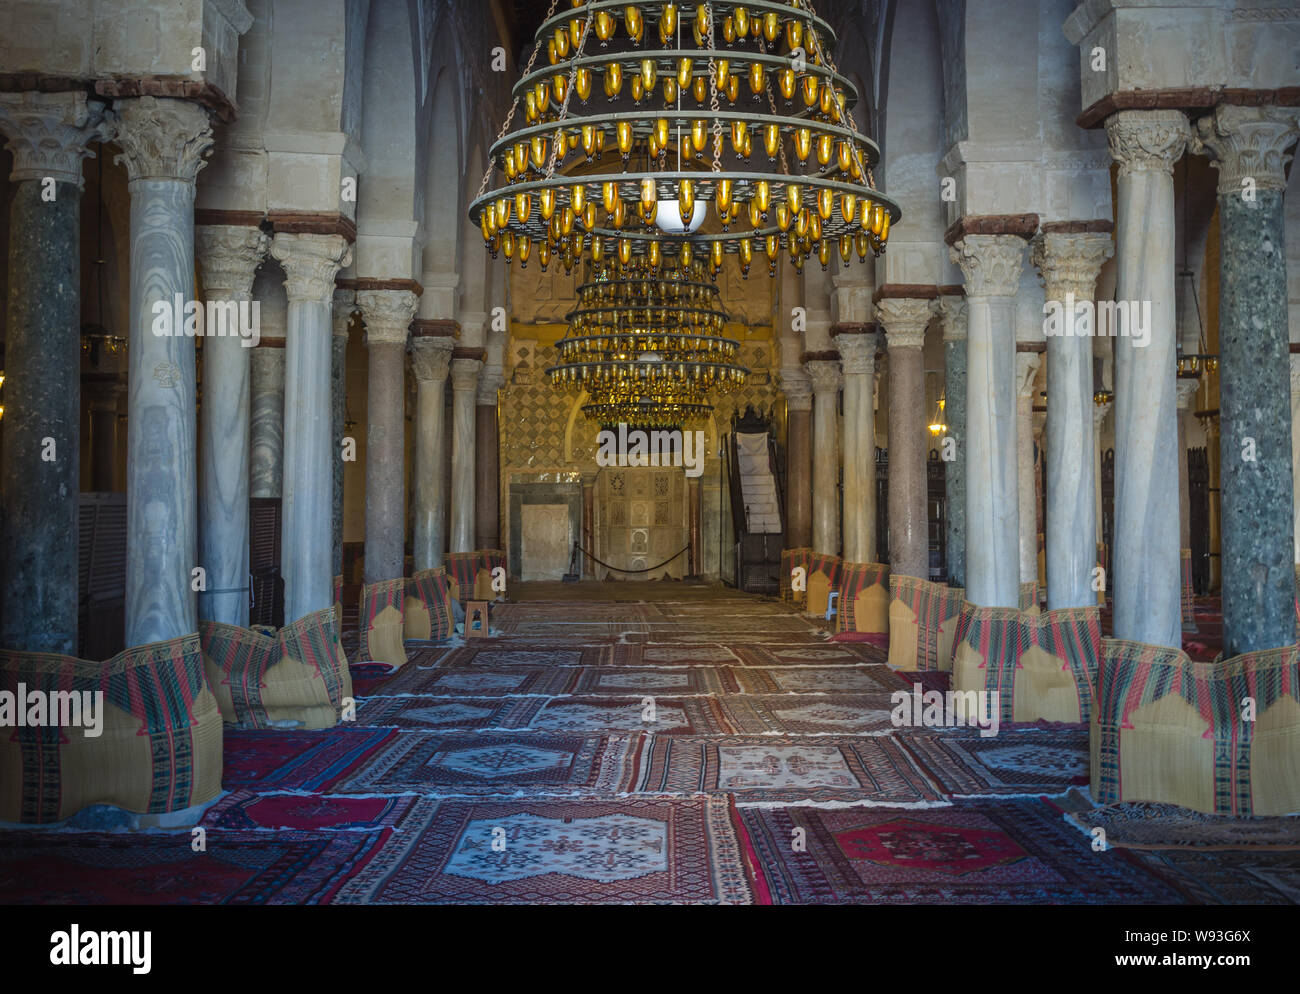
[{"x1": 465, "y1": 600, "x2": 490, "y2": 638}]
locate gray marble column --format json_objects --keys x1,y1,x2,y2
[
  {"x1": 937, "y1": 293, "x2": 968, "y2": 587},
  {"x1": 1093, "y1": 399, "x2": 1110, "y2": 558},
  {"x1": 249, "y1": 344, "x2": 285, "y2": 498},
  {"x1": 950, "y1": 234, "x2": 1028, "y2": 608},
  {"x1": 1291, "y1": 356, "x2": 1300, "y2": 565},
  {"x1": 0, "y1": 93, "x2": 108, "y2": 653},
  {"x1": 270, "y1": 233, "x2": 353, "y2": 623},
  {"x1": 450, "y1": 357, "x2": 482, "y2": 553},
  {"x1": 1015, "y1": 352, "x2": 1041, "y2": 597},
  {"x1": 86, "y1": 375, "x2": 125, "y2": 492},
  {"x1": 1031, "y1": 229, "x2": 1113, "y2": 610},
  {"x1": 877, "y1": 299, "x2": 931, "y2": 580},
  {"x1": 1175, "y1": 377, "x2": 1199, "y2": 553},
  {"x1": 1105, "y1": 110, "x2": 1189, "y2": 649},
  {"x1": 358, "y1": 289, "x2": 417, "y2": 584},
  {"x1": 476, "y1": 367, "x2": 504, "y2": 550},
  {"x1": 1193, "y1": 105, "x2": 1300, "y2": 655},
  {"x1": 331, "y1": 289, "x2": 355, "y2": 579},
  {"x1": 196, "y1": 224, "x2": 268, "y2": 626},
  {"x1": 410, "y1": 335, "x2": 454, "y2": 570},
  {"x1": 833, "y1": 332, "x2": 878, "y2": 563},
  {"x1": 805, "y1": 359, "x2": 842, "y2": 556},
  {"x1": 114, "y1": 97, "x2": 214, "y2": 647},
  {"x1": 780, "y1": 370, "x2": 813, "y2": 548}
]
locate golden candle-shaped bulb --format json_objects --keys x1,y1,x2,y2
[
  {"x1": 561, "y1": 207, "x2": 575, "y2": 236},
  {"x1": 625, "y1": 5, "x2": 642, "y2": 41},
  {"x1": 654, "y1": 117, "x2": 670, "y2": 150},
  {"x1": 801, "y1": 74, "x2": 819, "y2": 106},
  {"x1": 839, "y1": 193, "x2": 856, "y2": 225},
  {"x1": 677, "y1": 57, "x2": 693, "y2": 89},
  {"x1": 715, "y1": 177, "x2": 734, "y2": 215},
  {"x1": 595, "y1": 10, "x2": 614, "y2": 41},
  {"x1": 571, "y1": 183, "x2": 586, "y2": 214},
  {"x1": 817, "y1": 187, "x2": 834, "y2": 221},
  {"x1": 518, "y1": 237, "x2": 532, "y2": 264},
  {"x1": 786, "y1": 19, "x2": 803, "y2": 50},
  {"x1": 693, "y1": 76, "x2": 707, "y2": 103},
  {"x1": 606, "y1": 61, "x2": 623, "y2": 96},
  {"x1": 691, "y1": 119, "x2": 707, "y2": 154},
  {"x1": 603, "y1": 180, "x2": 619, "y2": 214},
  {"x1": 816, "y1": 133, "x2": 833, "y2": 166},
  {"x1": 779, "y1": 69, "x2": 796, "y2": 101},
  {"x1": 663, "y1": 78, "x2": 677, "y2": 104},
  {"x1": 640, "y1": 58, "x2": 657, "y2": 91},
  {"x1": 515, "y1": 192, "x2": 532, "y2": 224},
  {"x1": 617, "y1": 120, "x2": 634, "y2": 155},
  {"x1": 640, "y1": 177, "x2": 657, "y2": 208},
  {"x1": 734, "y1": 5, "x2": 749, "y2": 35},
  {"x1": 749, "y1": 62, "x2": 765, "y2": 95},
  {"x1": 575, "y1": 67, "x2": 592, "y2": 101},
  {"x1": 678, "y1": 178, "x2": 695, "y2": 222},
  {"x1": 754, "y1": 179, "x2": 771, "y2": 214},
  {"x1": 764, "y1": 123, "x2": 780, "y2": 159},
  {"x1": 794, "y1": 127, "x2": 811, "y2": 161},
  {"x1": 870, "y1": 204, "x2": 884, "y2": 236}
]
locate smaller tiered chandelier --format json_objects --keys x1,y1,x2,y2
[{"x1": 547, "y1": 257, "x2": 748, "y2": 427}]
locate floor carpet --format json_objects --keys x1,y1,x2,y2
[{"x1": 5, "y1": 583, "x2": 1294, "y2": 905}]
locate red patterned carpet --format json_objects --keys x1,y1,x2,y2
[{"x1": 3, "y1": 586, "x2": 1295, "y2": 905}]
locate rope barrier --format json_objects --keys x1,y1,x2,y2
[{"x1": 575, "y1": 542, "x2": 689, "y2": 574}]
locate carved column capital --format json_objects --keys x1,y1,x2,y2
[
  {"x1": 1104, "y1": 109, "x2": 1189, "y2": 180},
  {"x1": 111, "y1": 96, "x2": 214, "y2": 185},
  {"x1": 332, "y1": 288, "x2": 356, "y2": 339},
  {"x1": 477, "y1": 367, "x2": 505, "y2": 405},
  {"x1": 876, "y1": 298, "x2": 931, "y2": 351},
  {"x1": 780, "y1": 368, "x2": 813, "y2": 411},
  {"x1": 833, "y1": 332, "x2": 878, "y2": 377},
  {"x1": 271, "y1": 233, "x2": 353, "y2": 305},
  {"x1": 451, "y1": 357, "x2": 483, "y2": 392},
  {"x1": 1015, "y1": 352, "x2": 1041, "y2": 399},
  {"x1": 1092, "y1": 400, "x2": 1111, "y2": 430},
  {"x1": 0, "y1": 91, "x2": 111, "y2": 187},
  {"x1": 936, "y1": 295, "x2": 968, "y2": 342},
  {"x1": 196, "y1": 225, "x2": 268, "y2": 299},
  {"x1": 805, "y1": 359, "x2": 843, "y2": 395},
  {"x1": 1291, "y1": 354, "x2": 1300, "y2": 397},
  {"x1": 358, "y1": 289, "x2": 418, "y2": 347},
  {"x1": 1191, "y1": 104, "x2": 1300, "y2": 195},
  {"x1": 1030, "y1": 230, "x2": 1115, "y2": 301},
  {"x1": 1175, "y1": 377, "x2": 1200, "y2": 410},
  {"x1": 949, "y1": 234, "x2": 1027, "y2": 298},
  {"x1": 410, "y1": 336, "x2": 454, "y2": 383}
]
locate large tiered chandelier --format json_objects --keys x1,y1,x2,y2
[
  {"x1": 548, "y1": 257, "x2": 748, "y2": 427},
  {"x1": 469, "y1": 0, "x2": 901, "y2": 279}
]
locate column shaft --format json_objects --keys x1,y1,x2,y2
[
  {"x1": 781, "y1": 372, "x2": 812, "y2": 547},
  {"x1": 331, "y1": 290, "x2": 353, "y2": 579},
  {"x1": 939, "y1": 295, "x2": 968, "y2": 587},
  {"x1": 475, "y1": 369, "x2": 503, "y2": 550},
  {"x1": 450, "y1": 357, "x2": 481, "y2": 553},
  {"x1": 249, "y1": 345, "x2": 285, "y2": 498},
  {"x1": 411, "y1": 336, "x2": 453, "y2": 571},
  {"x1": 806, "y1": 360, "x2": 842, "y2": 555},
  {"x1": 834, "y1": 332, "x2": 878, "y2": 563}
]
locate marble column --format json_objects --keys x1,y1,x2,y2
[
  {"x1": 1291, "y1": 356, "x2": 1300, "y2": 565},
  {"x1": 331, "y1": 289, "x2": 355, "y2": 580},
  {"x1": 1105, "y1": 110, "x2": 1189, "y2": 649},
  {"x1": 1014, "y1": 352, "x2": 1041, "y2": 597},
  {"x1": 805, "y1": 359, "x2": 842, "y2": 556},
  {"x1": 86, "y1": 375, "x2": 124, "y2": 492},
  {"x1": 582, "y1": 473, "x2": 597, "y2": 577},
  {"x1": 1031, "y1": 229, "x2": 1113, "y2": 610},
  {"x1": 0, "y1": 92, "x2": 107, "y2": 652},
  {"x1": 249, "y1": 342, "x2": 285, "y2": 498},
  {"x1": 410, "y1": 335, "x2": 454, "y2": 571},
  {"x1": 1175, "y1": 377, "x2": 1199, "y2": 553},
  {"x1": 877, "y1": 299, "x2": 931, "y2": 579},
  {"x1": 1193, "y1": 105, "x2": 1300, "y2": 655},
  {"x1": 475, "y1": 368, "x2": 504, "y2": 551},
  {"x1": 780, "y1": 370, "x2": 813, "y2": 547},
  {"x1": 833, "y1": 331, "x2": 878, "y2": 563},
  {"x1": 196, "y1": 224, "x2": 268, "y2": 626},
  {"x1": 450, "y1": 357, "x2": 482, "y2": 553},
  {"x1": 937, "y1": 293, "x2": 968, "y2": 587},
  {"x1": 950, "y1": 234, "x2": 1028, "y2": 608},
  {"x1": 271, "y1": 233, "x2": 353, "y2": 622},
  {"x1": 358, "y1": 289, "x2": 418, "y2": 584},
  {"x1": 113, "y1": 97, "x2": 214, "y2": 647},
  {"x1": 688, "y1": 476, "x2": 702, "y2": 576}
]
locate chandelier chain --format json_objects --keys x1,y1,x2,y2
[
  {"x1": 706, "y1": 4, "x2": 723, "y2": 172},
  {"x1": 546, "y1": 9, "x2": 593, "y2": 180}
]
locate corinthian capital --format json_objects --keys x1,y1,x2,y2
[
  {"x1": 196, "y1": 225, "x2": 268, "y2": 299},
  {"x1": 1175, "y1": 377, "x2": 1199, "y2": 410},
  {"x1": 1191, "y1": 105, "x2": 1300, "y2": 196},
  {"x1": 410, "y1": 337, "x2": 454, "y2": 383},
  {"x1": 804, "y1": 359, "x2": 842, "y2": 394},
  {"x1": 112, "y1": 96, "x2": 214, "y2": 185},
  {"x1": 358, "y1": 289, "x2": 419, "y2": 347},
  {"x1": 949, "y1": 234, "x2": 1027, "y2": 298},
  {"x1": 936, "y1": 295, "x2": 968, "y2": 343},
  {"x1": 477, "y1": 366, "x2": 506, "y2": 405},
  {"x1": 1105, "y1": 109, "x2": 1189, "y2": 179},
  {"x1": 271, "y1": 233, "x2": 353, "y2": 304},
  {"x1": 875, "y1": 298, "x2": 932, "y2": 351},
  {"x1": 0, "y1": 92, "x2": 111, "y2": 187},
  {"x1": 780, "y1": 368, "x2": 813, "y2": 411},
  {"x1": 1030, "y1": 230, "x2": 1114, "y2": 302},
  {"x1": 1015, "y1": 352, "x2": 1041, "y2": 399},
  {"x1": 833, "y1": 332, "x2": 878, "y2": 377},
  {"x1": 332, "y1": 289, "x2": 356, "y2": 338}
]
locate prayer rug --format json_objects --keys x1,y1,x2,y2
[
  {"x1": 355, "y1": 695, "x2": 542, "y2": 731},
  {"x1": 630, "y1": 735, "x2": 941, "y2": 804},
  {"x1": 738, "y1": 799, "x2": 1195, "y2": 905},
  {"x1": 372, "y1": 663, "x2": 579, "y2": 697},
  {"x1": 588, "y1": 643, "x2": 742, "y2": 666},
  {"x1": 350, "y1": 662, "x2": 395, "y2": 697},
  {"x1": 0, "y1": 827, "x2": 389, "y2": 904},
  {"x1": 729, "y1": 642, "x2": 890, "y2": 667},
  {"x1": 328, "y1": 731, "x2": 640, "y2": 796},
  {"x1": 489, "y1": 602, "x2": 665, "y2": 625},
  {"x1": 900, "y1": 670, "x2": 951, "y2": 695},
  {"x1": 718, "y1": 695, "x2": 901, "y2": 735},
  {"x1": 525, "y1": 696, "x2": 735, "y2": 735},
  {"x1": 644, "y1": 629, "x2": 832, "y2": 644},
  {"x1": 897, "y1": 729, "x2": 1090, "y2": 797},
  {"x1": 433, "y1": 645, "x2": 605, "y2": 668},
  {"x1": 1126, "y1": 849, "x2": 1300, "y2": 904},
  {"x1": 1064, "y1": 802, "x2": 1300, "y2": 851},
  {"x1": 331, "y1": 796, "x2": 755, "y2": 904},
  {"x1": 201, "y1": 790, "x2": 420, "y2": 832},
  {"x1": 222, "y1": 727, "x2": 398, "y2": 791},
  {"x1": 568, "y1": 666, "x2": 742, "y2": 696},
  {"x1": 733, "y1": 666, "x2": 908, "y2": 695}
]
